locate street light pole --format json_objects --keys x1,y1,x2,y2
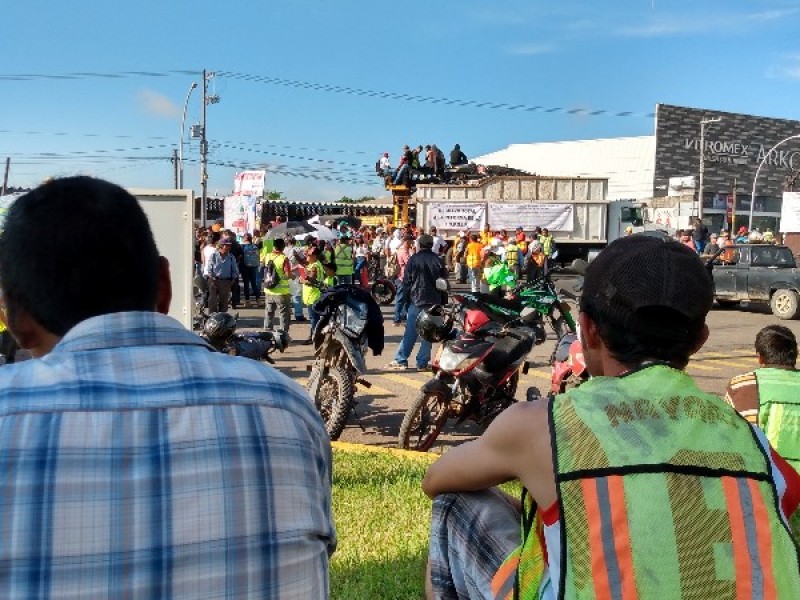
[
  {"x1": 698, "y1": 116, "x2": 721, "y2": 221},
  {"x1": 200, "y1": 70, "x2": 220, "y2": 227},
  {"x1": 178, "y1": 81, "x2": 197, "y2": 190},
  {"x1": 749, "y1": 133, "x2": 800, "y2": 230}
]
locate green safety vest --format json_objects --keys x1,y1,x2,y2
[
  {"x1": 540, "y1": 235, "x2": 553, "y2": 256},
  {"x1": 302, "y1": 261, "x2": 325, "y2": 306},
  {"x1": 500, "y1": 365, "x2": 800, "y2": 599},
  {"x1": 334, "y1": 244, "x2": 354, "y2": 276},
  {"x1": 755, "y1": 367, "x2": 800, "y2": 471},
  {"x1": 263, "y1": 253, "x2": 290, "y2": 296},
  {"x1": 505, "y1": 244, "x2": 519, "y2": 266}
]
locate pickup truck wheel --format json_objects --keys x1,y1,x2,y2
[{"x1": 770, "y1": 289, "x2": 800, "y2": 320}]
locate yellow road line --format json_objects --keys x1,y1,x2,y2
[
  {"x1": 378, "y1": 372, "x2": 427, "y2": 388},
  {"x1": 522, "y1": 369, "x2": 554, "y2": 381},
  {"x1": 686, "y1": 362, "x2": 720, "y2": 371},
  {"x1": 296, "y1": 378, "x2": 395, "y2": 397},
  {"x1": 703, "y1": 359, "x2": 757, "y2": 368}
]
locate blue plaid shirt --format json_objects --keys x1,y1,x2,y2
[{"x1": 0, "y1": 312, "x2": 335, "y2": 599}]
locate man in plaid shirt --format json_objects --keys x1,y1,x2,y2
[{"x1": 0, "y1": 176, "x2": 336, "y2": 599}]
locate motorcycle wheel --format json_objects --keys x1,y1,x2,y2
[
  {"x1": 312, "y1": 366, "x2": 354, "y2": 441},
  {"x1": 398, "y1": 391, "x2": 449, "y2": 451},
  {"x1": 371, "y1": 279, "x2": 396, "y2": 305}
]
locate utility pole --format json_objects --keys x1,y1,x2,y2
[
  {"x1": 200, "y1": 69, "x2": 209, "y2": 226},
  {"x1": 698, "y1": 116, "x2": 722, "y2": 221},
  {"x1": 1, "y1": 157, "x2": 9, "y2": 196},
  {"x1": 200, "y1": 70, "x2": 220, "y2": 226},
  {"x1": 172, "y1": 149, "x2": 179, "y2": 189}
]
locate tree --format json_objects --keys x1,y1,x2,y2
[{"x1": 265, "y1": 190, "x2": 284, "y2": 201}]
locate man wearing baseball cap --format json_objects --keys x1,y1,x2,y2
[{"x1": 422, "y1": 235, "x2": 800, "y2": 599}]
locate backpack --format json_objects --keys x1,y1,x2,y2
[
  {"x1": 385, "y1": 253, "x2": 399, "y2": 279},
  {"x1": 243, "y1": 244, "x2": 260, "y2": 267},
  {"x1": 263, "y1": 257, "x2": 281, "y2": 289}
]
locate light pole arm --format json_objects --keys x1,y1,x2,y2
[
  {"x1": 749, "y1": 133, "x2": 800, "y2": 230},
  {"x1": 178, "y1": 82, "x2": 197, "y2": 189}
]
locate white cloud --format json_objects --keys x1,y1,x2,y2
[
  {"x1": 616, "y1": 7, "x2": 799, "y2": 38},
  {"x1": 505, "y1": 43, "x2": 555, "y2": 56},
  {"x1": 767, "y1": 54, "x2": 800, "y2": 80},
  {"x1": 136, "y1": 89, "x2": 180, "y2": 118}
]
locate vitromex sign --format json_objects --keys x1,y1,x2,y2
[{"x1": 683, "y1": 137, "x2": 800, "y2": 168}]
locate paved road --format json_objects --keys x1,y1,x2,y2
[{"x1": 233, "y1": 286, "x2": 800, "y2": 452}]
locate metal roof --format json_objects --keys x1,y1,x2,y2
[{"x1": 472, "y1": 136, "x2": 656, "y2": 200}]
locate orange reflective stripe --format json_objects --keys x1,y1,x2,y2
[
  {"x1": 722, "y1": 477, "x2": 753, "y2": 599},
  {"x1": 582, "y1": 479, "x2": 613, "y2": 599},
  {"x1": 491, "y1": 554, "x2": 519, "y2": 600},
  {"x1": 607, "y1": 475, "x2": 638, "y2": 600},
  {"x1": 747, "y1": 479, "x2": 777, "y2": 600}
]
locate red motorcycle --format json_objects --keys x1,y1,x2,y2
[
  {"x1": 398, "y1": 282, "x2": 546, "y2": 451},
  {"x1": 549, "y1": 332, "x2": 588, "y2": 395}
]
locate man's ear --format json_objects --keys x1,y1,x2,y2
[
  {"x1": 578, "y1": 311, "x2": 602, "y2": 350},
  {"x1": 6, "y1": 305, "x2": 60, "y2": 357},
  {"x1": 689, "y1": 324, "x2": 710, "y2": 356},
  {"x1": 156, "y1": 256, "x2": 172, "y2": 315}
]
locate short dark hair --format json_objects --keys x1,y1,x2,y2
[
  {"x1": 755, "y1": 325, "x2": 797, "y2": 367},
  {"x1": 0, "y1": 176, "x2": 160, "y2": 336},
  {"x1": 273, "y1": 238, "x2": 286, "y2": 251}
]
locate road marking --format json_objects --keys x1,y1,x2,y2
[
  {"x1": 703, "y1": 359, "x2": 757, "y2": 368},
  {"x1": 522, "y1": 369, "x2": 554, "y2": 381},
  {"x1": 686, "y1": 362, "x2": 720, "y2": 371},
  {"x1": 378, "y1": 372, "x2": 427, "y2": 388},
  {"x1": 296, "y1": 378, "x2": 395, "y2": 397}
]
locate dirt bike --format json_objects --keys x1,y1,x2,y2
[
  {"x1": 199, "y1": 312, "x2": 290, "y2": 364},
  {"x1": 306, "y1": 284, "x2": 382, "y2": 440},
  {"x1": 398, "y1": 282, "x2": 546, "y2": 451},
  {"x1": 508, "y1": 263, "x2": 582, "y2": 339}
]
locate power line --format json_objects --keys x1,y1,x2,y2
[{"x1": 0, "y1": 69, "x2": 655, "y2": 119}]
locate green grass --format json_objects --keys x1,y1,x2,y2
[
  {"x1": 331, "y1": 447, "x2": 435, "y2": 600},
  {"x1": 330, "y1": 445, "x2": 523, "y2": 599}
]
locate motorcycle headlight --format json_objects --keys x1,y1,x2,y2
[{"x1": 438, "y1": 349, "x2": 476, "y2": 373}]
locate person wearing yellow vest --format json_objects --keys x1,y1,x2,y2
[
  {"x1": 422, "y1": 235, "x2": 800, "y2": 600},
  {"x1": 504, "y1": 237, "x2": 520, "y2": 279},
  {"x1": 539, "y1": 227, "x2": 554, "y2": 269},
  {"x1": 333, "y1": 237, "x2": 354, "y2": 285},
  {"x1": 300, "y1": 246, "x2": 326, "y2": 345},
  {"x1": 725, "y1": 324, "x2": 800, "y2": 473},
  {"x1": 262, "y1": 238, "x2": 293, "y2": 334}
]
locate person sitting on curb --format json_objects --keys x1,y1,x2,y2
[
  {"x1": 422, "y1": 235, "x2": 800, "y2": 600},
  {"x1": 725, "y1": 324, "x2": 800, "y2": 472}
]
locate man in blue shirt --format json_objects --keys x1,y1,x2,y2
[
  {"x1": 0, "y1": 176, "x2": 336, "y2": 599},
  {"x1": 207, "y1": 236, "x2": 239, "y2": 312}
]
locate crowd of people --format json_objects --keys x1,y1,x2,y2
[
  {"x1": 378, "y1": 143, "x2": 470, "y2": 185},
  {"x1": 654, "y1": 216, "x2": 780, "y2": 256},
  {"x1": 1, "y1": 175, "x2": 799, "y2": 598}
]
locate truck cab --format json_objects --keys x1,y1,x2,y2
[{"x1": 707, "y1": 244, "x2": 800, "y2": 319}]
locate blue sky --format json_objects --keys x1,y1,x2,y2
[{"x1": 2, "y1": 0, "x2": 799, "y2": 201}]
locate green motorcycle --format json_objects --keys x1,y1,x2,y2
[{"x1": 508, "y1": 267, "x2": 579, "y2": 339}]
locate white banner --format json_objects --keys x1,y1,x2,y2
[
  {"x1": 781, "y1": 192, "x2": 800, "y2": 233},
  {"x1": 427, "y1": 203, "x2": 486, "y2": 232},
  {"x1": 488, "y1": 203, "x2": 574, "y2": 232},
  {"x1": 224, "y1": 195, "x2": 259, "y2": 238},
  {"x1": 233, "y1": 170, "x2": 266, "y2": 196}
]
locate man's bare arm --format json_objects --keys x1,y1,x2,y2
[{"x1": 422, "y1": 400, "x2": 555, "y2": 506}]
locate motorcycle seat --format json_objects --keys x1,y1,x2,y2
[{"x1": 481, "y1": 334, "x2": 534, "y2": 373}]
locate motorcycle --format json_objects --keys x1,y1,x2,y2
[
  {"x1": 200, "y1": 312, "x2": 290, "y2": 364},
  {"x1": 549, "y1": 332, "x2": 589, "y2": 396},
  {"x1": 398, "y1": 281, "x2": 546, "y2": 451},
  {"x1": 508, "y1": 263, "x2": 583, "y2": 339},
  {"x1": 306, "y1": 284, "x2": 383, "y2": 440},
  {"x1": 365, "y1": 252, "x2": 396, "y2": 305}
]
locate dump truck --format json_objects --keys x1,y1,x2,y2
[{"x1": 414, "y1": 175, "x2": 666, "y2": 262}]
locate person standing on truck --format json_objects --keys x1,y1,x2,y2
[
  {"x1": 450, "y1": 144, "x2": 468, "y2": 166},
  {"x1": 422, "y1": 235, "x2": 800, "y2": 599}
]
